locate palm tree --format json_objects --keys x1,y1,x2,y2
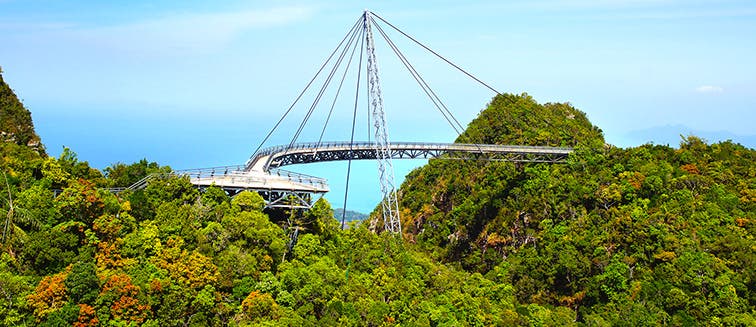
[{"x1": 1, "y1": 172, "x2": 38, "y2": 254}]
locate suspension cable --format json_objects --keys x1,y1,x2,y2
[
  {"x1": 251, "y1": 16, "x2": 363, "y2": 156},
  {"x1": 370, "y1": 17, "x2": 484, "y2": 154},
  {"x1": 370, "y1": 17, "x2": 465, "y2": 136},
  {"x1": 317, "y1": 26, "x2": 365, "y2": 149},
  {"x1": 342, "y1": 21, "x2": 367, "y2": 228},
  {"x1": 363, "y1": 12, "x2": 371, "y2": 143},
  {"x1": 371, "y1": 11, "x2": 542, "y2": 144},
  {"x1": 289, "y1": 24, "x2": 363, "y2": 147},
  {"x1": 289, "y1": 31, "x2": 359, "y2": 146},
  {"x1": 370, "y1": 11, "x2": 501, "y2": 95}
]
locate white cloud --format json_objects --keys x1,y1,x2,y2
[
  {"x1": 695, "y1": 85, "x2": 724, "y2": 93},
  {"x1": 68, "y1": 6, "x2": 315, "y2": 56}
]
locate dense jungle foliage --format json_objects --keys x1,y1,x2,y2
[
  {"x1": 1, "y1": 70, "x2": 754, "y2": 325},
  {"x1": 399, "y1": 94, "x2": 755, "y2": 325}
]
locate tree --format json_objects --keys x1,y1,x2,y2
[
  {"x1": 104, "y1": 159, "x2": 166, "y2": 188},
  {"x1": 230, "y1": 190, "x2": 266, "y2": 212},
  {"x1": 55, "y1": 179, "x2": 105, "y2": 225},
  {"x1": 1, "y1": 171, "x2": 40, "y2": 250},
  {"x1": 96, "y1": 274, "x2": 150, "y2": 325},
  {"x1": 305, "y1": 198, "x2": 339, "y2": 239},
  {"x1": 27, "y1": 269, "x2": 69, "y2": 321},
  {"x1": 0, "y1": 252, "x2": 35, "y2": 326},
  {"x1": 155, "y1": 237, "x2": 219, "y2": 290},
  {"x1": 240, "y1": 291, "x2": 280, "y2": 322},
  {"x1": 22, "y1": 227, "x2": 81, "y2": 275},
  {"x1": 64, "y1": 261, "x2": 99, "y2": 305},
  {"x1": 55, "y1": 148, "x2": 103, "y2": 184}
]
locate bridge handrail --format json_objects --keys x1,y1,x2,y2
[
  {"x1": 123, "y1": 166, "x2": 328, "y2": 191},
  {"x1": 253, "y1": 141, "x2": 573, "y2": 155},
  {"x1": 174, "y1": 165, "x2": 248, "y2": 176},
  {"x1": 180, "y1": 167, "x2": 328, "y2": 188},
  {"x1": 269, "y1": 169, "x2": 328, "y2": 188}
]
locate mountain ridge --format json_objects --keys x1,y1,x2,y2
[
  {"x1": 395, "y1": 93, "x2": 754, "y2": 323},
  {"x1": 0, "y1": 68, "x2": 45, "y2": 155}
]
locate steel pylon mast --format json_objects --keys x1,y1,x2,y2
[{"x1": 364, "y1": 11, "x2": 401, "y2": 234}]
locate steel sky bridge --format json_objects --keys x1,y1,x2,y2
[
  {"x1": 163, "y1": 142, "x2": 572, "y2": 209},
  {"x1": 124, "y1": 11, "x2": 577, "y2": 235},
  {"x1": 247, "y1": 141, "x2": 573, "y2": 171}
]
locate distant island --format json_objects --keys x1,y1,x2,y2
[{"x1": 333, "y1": 208, "x2": 368, "y2": 221}]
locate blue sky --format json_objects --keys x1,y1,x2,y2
[{"x1": 1, "y1": 0, "x2": 755, "y2": 212}]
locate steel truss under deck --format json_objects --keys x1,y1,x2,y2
[{"x1": 248, "y1": 141, "x2": 573, "y2": 171}]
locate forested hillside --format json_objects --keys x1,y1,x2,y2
[
  {"x1": 0, "y1": 145, "x2": 570, "y2": 326},
  {"x1": 399, "y1": 93, "x2": 755, "y2": 324},
  {"x1": 1, "y1": 70, "x2": 753, "y2": 326}
]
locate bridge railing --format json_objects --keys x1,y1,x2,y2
[
  {"x1": 174, "y1": 165, "x2": 248, "y2": 177},
  {"x1": 268, "y1": 169, "x2": 328, "y2": 188},
  {"x1": 175, "y1": 165, "x2": 329, "y2": 189},
  {"x1": 123, "y1": 165, "x2": 328, "y2": 191},
  {"x1": 253, "y1": 141, "x2": 573, "y2": 156}
]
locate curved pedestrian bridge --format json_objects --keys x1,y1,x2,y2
[
  {"x1": 124, "y1": 142, "x2": 572, "y2": 209},
  {"x1": 246, "y1": 141, "x2": 573, "y2": 172}
]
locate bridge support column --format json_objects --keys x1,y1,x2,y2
[{"x1": 364, "y1": 11, "x2": 402, "y2": 235}]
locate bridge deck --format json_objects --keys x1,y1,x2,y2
[
  {"x1": 121, "y1": 167, "x2": 329, "y2": 209},
  {"x1": 184, "y1": 167, "x2": 328, "y2": 192},
  {"x1": 183, "y1": 167, "x2": 329, "y2": 208},
  {"x1": 246, "y1": 141, "x2": 573, "y2": 171},
  {"x1": 125, "y1": 142, "x2": 572, "y2": 209}
]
